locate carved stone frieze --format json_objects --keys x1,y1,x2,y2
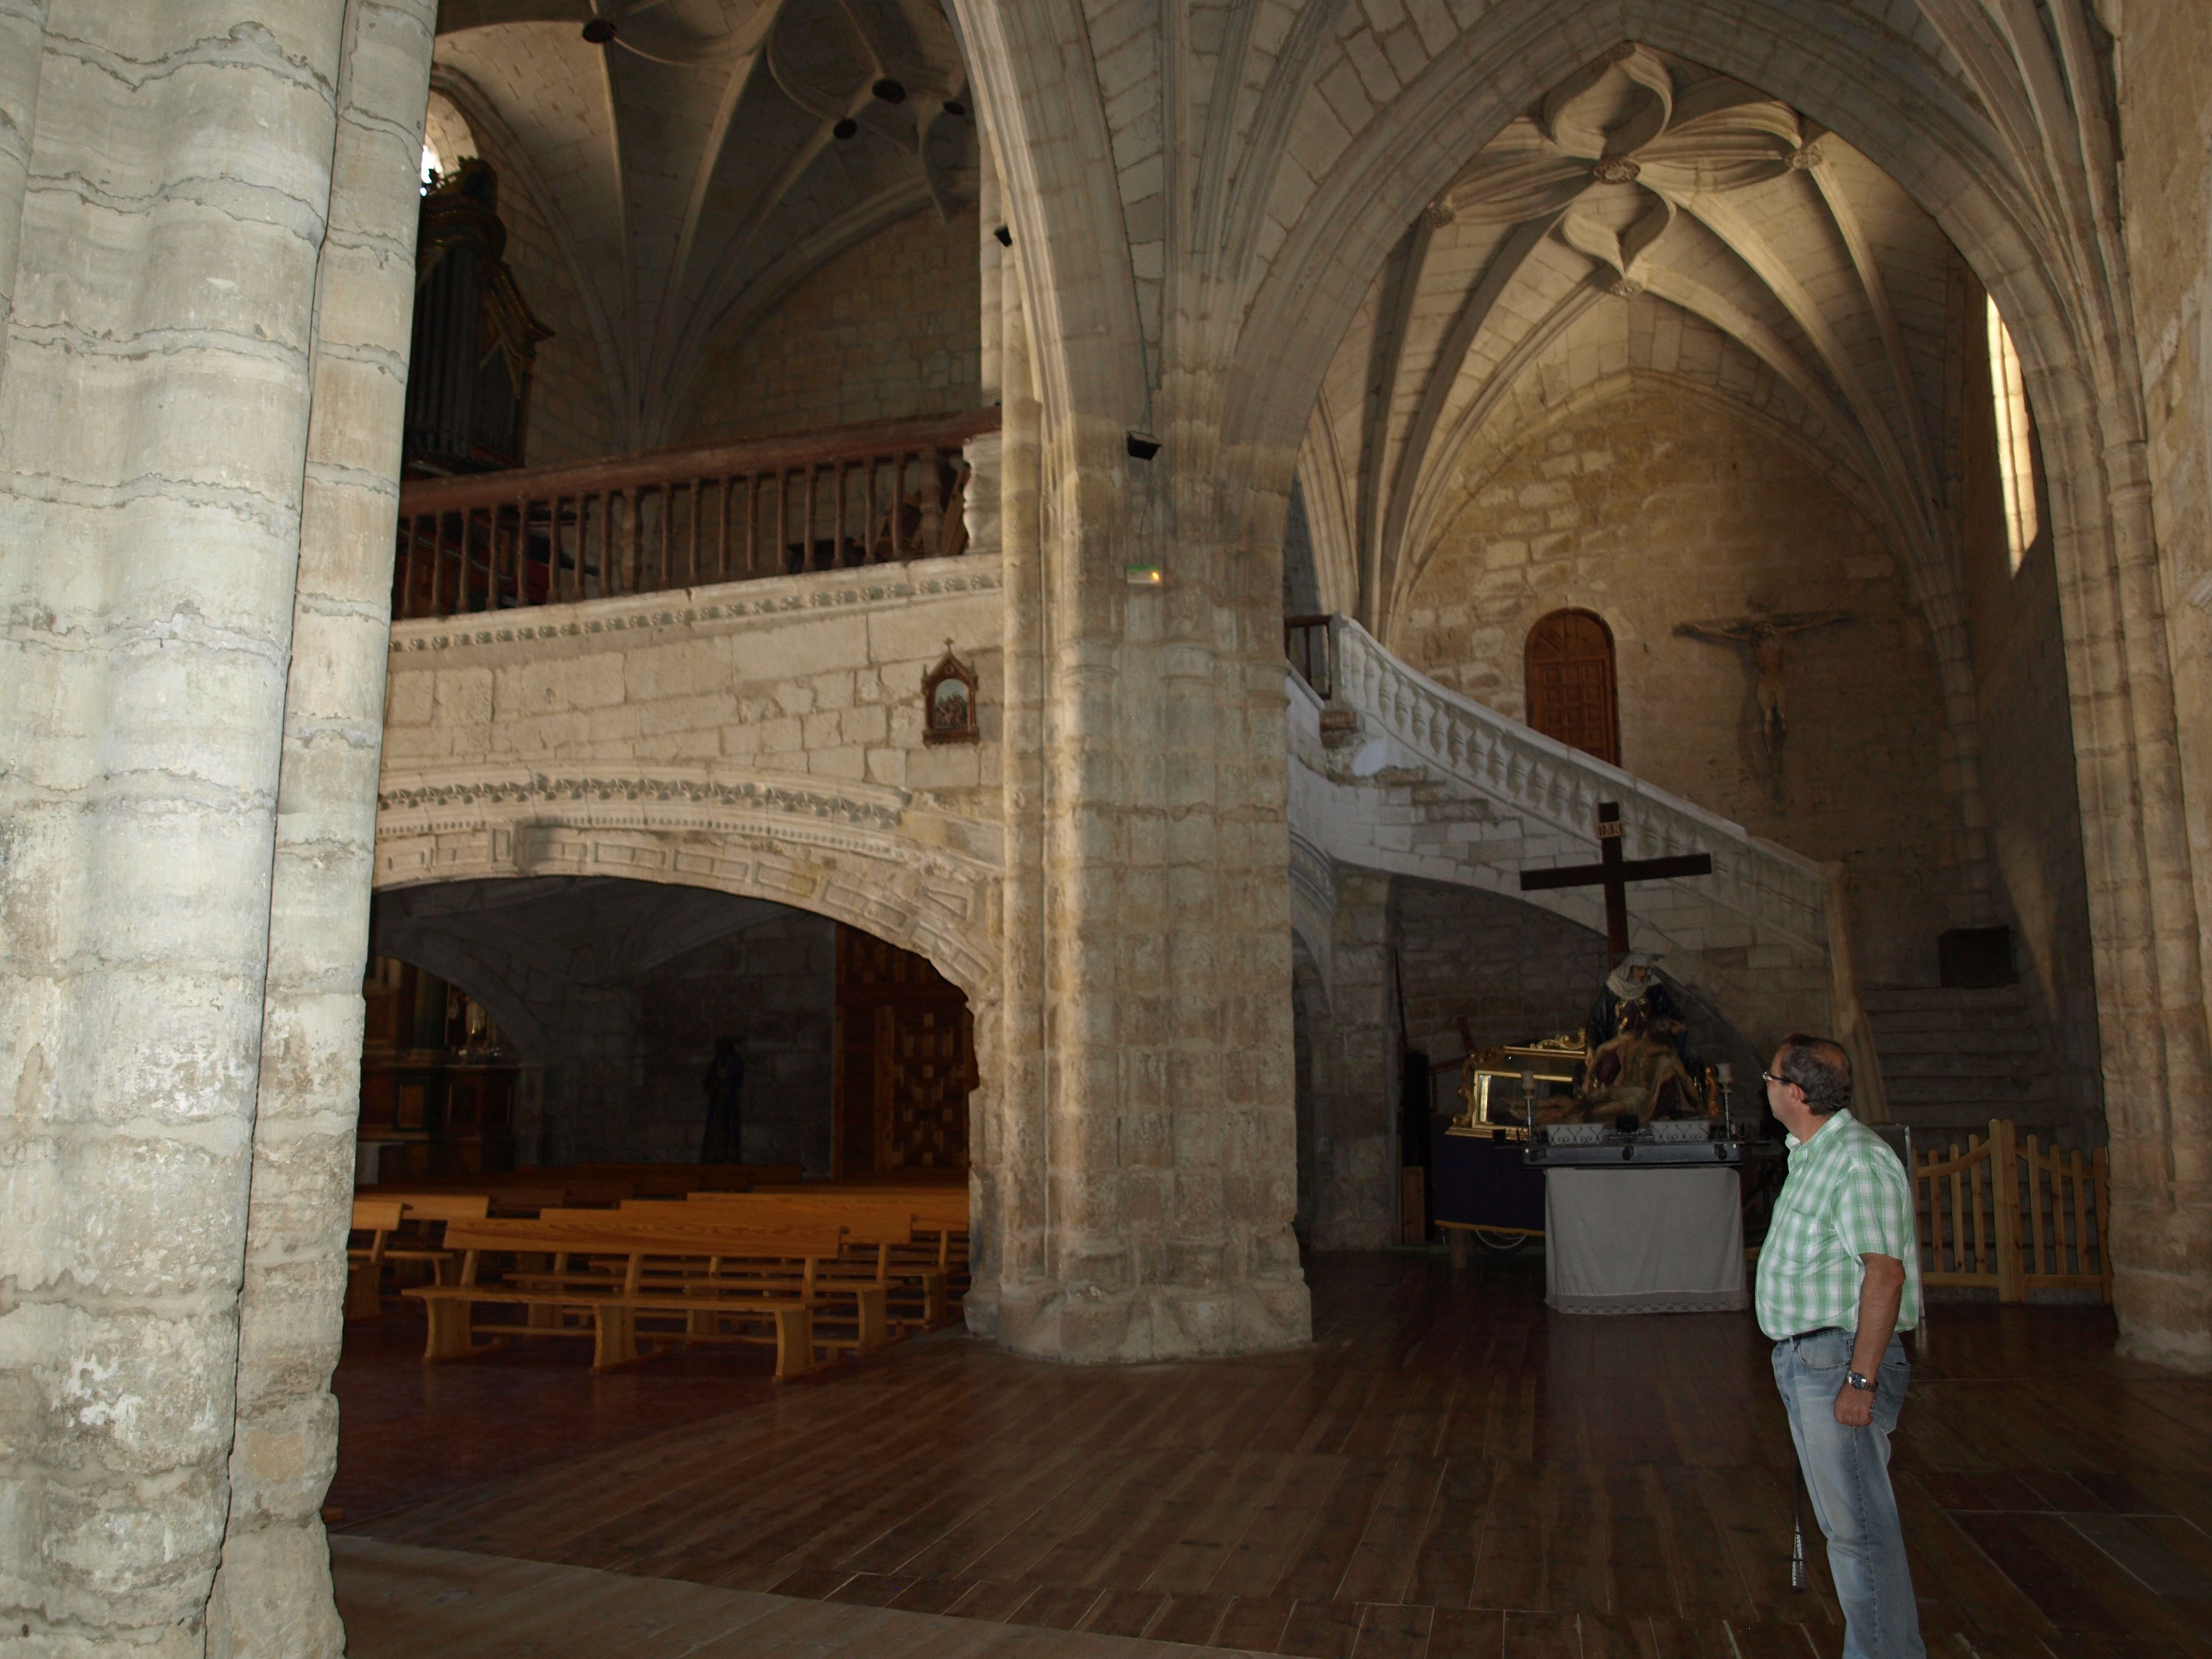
[{"x1": 389, "y1": 555, "x2": 1005, "y2": 657}]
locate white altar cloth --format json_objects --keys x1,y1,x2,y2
[{"x1": 1544, "y1": 1167, "x2": 1747, "y2": 1314}]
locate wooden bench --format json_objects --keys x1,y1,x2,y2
[
  {"x1": 346, "y1": 1199, "x2": 407, "y2": 1320},
  {"x1": 527, "y1": 1209, "x2": 897, "y2": 1353},
  {"x1": 405, "y1": 1216, "x2": 875, "y2": 1379},
  {"x1": 364, "y1": 1192, "x2": 493, "y2": 1295},
  {"x1": 712, "y1": 1187, "x2": 971, "y2": 1285},
  {"x1": 635, "y1": 1198, "x2": 951, "y2": 1331},
  {"x1": 570, "y1": 1162, "x2": 805, "y2": 1195}
]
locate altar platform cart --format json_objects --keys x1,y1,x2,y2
[{"x1": 1429, "y1": 1039, "x2": 1577, "y2": 1262}]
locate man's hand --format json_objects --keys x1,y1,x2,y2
[
  {"x1": 1834, "y1": 1379, "x2": 1874, "y2": 1427},
  {"x1": 1835, "y1": 1252, "x2": 1906, "y2": 1427}
]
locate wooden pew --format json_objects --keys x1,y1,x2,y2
[
  {"x1": 346, "y1": 1199, "x2": 407, "y2": 1319},
  {"x1": 404, "y1": 1215, "x2": 873, "y2": 1379},
  {"x1": 569, "y1": 1162, "x2": 806, "y2": 1195},
  {"x1": 358, "y1": 1173, "x2": 631, "y2": 1212},
  {"x1": 528, "y1": 1209, "x2": 896, "y2": 1355},
  {"x1": 712, "y1": 1187, "x2": 971, "y2": 1280},
  {"x1": 632, "y1": 1197, "x2": 951, "y2": 1330},
  {"x1": 367, "y1": 1192, "x2": 492, "y2": 1293}
]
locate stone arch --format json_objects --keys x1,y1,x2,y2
[
  {"x1": 374, "y1": 762, "x2": 1002, "y2": 1175},
  {"x1": 373, "y1": 763, "x2": 999, "y2": 1002}
]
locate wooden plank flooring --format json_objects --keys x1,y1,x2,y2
[
  {"x1": 338, "y1": 1251, "x2": 2212, "y2": 1658},
  {"x1": 333, "y1": 1537, "x2": 1258, "y2": 1658}
]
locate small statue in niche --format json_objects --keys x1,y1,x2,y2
[{"x1": 922, "y1": 643, "x2": 979, "y2": 745}]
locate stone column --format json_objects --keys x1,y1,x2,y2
[
  {"x1": 0, "y1": 4, "x2": 347, "y2": 1649},
  {"x1": 979, "y1": 393, "x2": 1310, "y2": 1360},
  {"x1": 1305, "y1": 873, "x2": 1400, "y2": 1250},
  {"x1": 0, "y1": 0, "x2": 48, "y2": 395},
  {"x1": 967, "y1": 158, "x2": 1044, "y2": 1339},
  {"x1": 206, "y1": 4, "x2": 432, "y2": 1653}
]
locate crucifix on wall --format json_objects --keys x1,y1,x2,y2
[
  {"x1": 1674, "y1": 605, "x2": 1857, "y2": 806},
  {"x1": 1519, "y1": 801, "x2": 1714, "y2": 966}
]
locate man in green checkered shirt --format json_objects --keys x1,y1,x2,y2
[{"x1": 1756, "y1": 1033, "x2": 1924, "y2": 1659}]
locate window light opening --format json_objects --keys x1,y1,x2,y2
[{"x1": 1986, "y1": 295, "x2": 2040, "y2": 574}]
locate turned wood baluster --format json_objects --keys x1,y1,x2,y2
[
  {"x1": 891, "y1": 452, "x2": 905, "y2": 559},
  {"x1": 686, "y1": 475, "x2": 701, "y2": 587},
  {"x1": 515, "y1": 492, "x2": 532, "y2": 607},
  {"x1": 652, "y1": 484, "x2": 668, "y2": 592},
  {"x1": 434, "y1": 511, "x2": 451, "y2": 615},
  {"x1": 802, "y1": 463, "x2": 816, "y2": 569},
  {"x1": 743, "y1": 475, "x2": 756, "y2": 576},
  {"x1": 396, "y1": 516, "x2": 418, "y2": 620},
  {"x1": 917, "y1": 445, "x2": 940, "y2": 557},
  {"x1": 621, "y1": 488, "x2": 639, "y2": 594},
  {"x1": 716, "y1": 475, "x2": 730, "y2": 581}
]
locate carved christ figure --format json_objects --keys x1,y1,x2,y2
[{"x1": 1673, "y1": 608, "x2": 1856, "y2": 803}]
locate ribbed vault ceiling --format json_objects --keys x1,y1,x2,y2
[
  {"x1": 1299, "y1": 45, "x2": 1964, "y2": 643},
  {"x1": 432, "y1": 0, "x2": 975, "y2": 449}
]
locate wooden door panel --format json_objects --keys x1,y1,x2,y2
[{"x1": 1525, "y1": 608, "x2": 1621, "y2": 765}]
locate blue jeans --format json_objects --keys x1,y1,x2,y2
[{"x1": 1772, "y1": 1328, "x2": 1923, "y2": 1659}]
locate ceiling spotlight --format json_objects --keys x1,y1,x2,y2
[
  {"x1": 833, "y1": 117, "x2": 858, "y2": 141},
  {"x1": 581, "y1": 16, "x2": 616, "y2": 42},
  {"x1": 1125, "y1": 431, "x2": 1161, "y2": 461},
  {"x1": 873, "y1": 78, "x2": 907, "y2": 104},
  {"x1": 943, "y1": 99, "x2": 967, "y2": 118},
  {"x1": 993, "y1": 224, "x2": 1011, "y2": 246}
]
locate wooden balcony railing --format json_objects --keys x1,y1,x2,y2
[
  {"x1": 392, "y1": 407, "x2": 1000, "y2": 621},
  {"x1": 1284, "y1": 614, "x2": 1332, "y2": 698}
]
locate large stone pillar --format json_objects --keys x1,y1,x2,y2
[
  {"x1": 1304, "y1": 873, "x2": 1400, "y2": 1251},
  {"x1": 985, "y1": 395, "x2": 1310, "y2": 1359},
  {"x1": 955, "y1": 0, "x2": 1310, "y2": 1361},
  {"x1": 966, "y1": 159, "x2": 1044, "y2": 1339},
  {"x1": 0, "y1": 0, "x2": 48, "y2": 399},
  {"x1": 207, "y1": 4, "x2": 432, "y2": 1653},
  {"x1": 0, "y1": 4, "x2": 349, "y2": 1650}
]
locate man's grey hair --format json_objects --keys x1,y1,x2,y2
[{"x1": 1778, "y1": 1032, "x2": 1852, "y2": 1114}]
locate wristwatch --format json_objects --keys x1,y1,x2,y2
[{"x1": 1846, "y1": 1370, "x2": 1877, "y2": 1393}]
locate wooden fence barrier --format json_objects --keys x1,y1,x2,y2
[
  {"x1": 392, "y1": 407, "x2": 1000, "y2": 621},
  {"x1": 1912, "y1": 1118, "x2": 2110, "y2": 1302}
]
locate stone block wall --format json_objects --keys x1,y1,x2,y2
[
  {"x1": 1393, "y1": 876, "x2": 1766, "y2": 1119},
  {"x1": 381, "y1": 558, "x2": 1005, "y2": 826},
  {"x1": 629, "y1": 912, "x2": 836, "y2": 1171},
  {"x1": 680, "y1": 204, "x2": 982, "y2": 443},
  {"x1": 1398, "y1": 384, "x2": 1966, "y2": 989}
]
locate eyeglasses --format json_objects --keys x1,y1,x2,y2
[{"x1": 1760, "y1": 1069, "x2": 1794, "y2": 1088}]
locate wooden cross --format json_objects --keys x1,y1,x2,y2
[{"x1": 1518, "y1": 802, "x2": 1713, "y2": 966}]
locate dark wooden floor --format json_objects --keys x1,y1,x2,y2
[{"x1": 337, "y1": 1251, "x2": 2212, "y2": 1658}]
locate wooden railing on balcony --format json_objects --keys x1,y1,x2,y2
[
  {"x1": 392, "y1": 407, "x2": 1000, "y2": 622},
  {"x1": 1284, "y1": 614, "x2": 1332, "y2": 698}
]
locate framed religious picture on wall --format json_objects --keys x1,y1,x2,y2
[{"x1": 922, "y1": 644, "x2": 979, "y2": 745}]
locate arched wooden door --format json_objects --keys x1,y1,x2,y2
[{"x1": 1524, "y1": 609, "x2": 1621, "y2": 765}]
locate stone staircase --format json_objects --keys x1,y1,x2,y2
[
  {"x1": 1860, "y1": 986, "x2": 2063, "y2": 1139},
  {"x1": 1287, "y1": 617, "x2": 1851, "y2": 1051}
]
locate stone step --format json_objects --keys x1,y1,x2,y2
[
  {"x1": 1860, "y1": 986, "x2": 2032, "y2": 1014},
  {"x1": 1865, "y1": 1006, "x2": 2040, "y2": 1036},
  {"x1": 1885, "y1": 1057, "x2": 2053, "y2": 1084},
  {"x1": 1883, "y1": 1104, "x2": 2076, "y2": 1139},
  {"x1": 1880, "y1": 1073, "x2": 2054, "y2": 1104},
  {"x1": 1873, "y1": 1027, "x2": 2045, "y2": 1057}
]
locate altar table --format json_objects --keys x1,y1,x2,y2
[{"x1": 1543, "y1": 1166, "x2": 1747, "y2": 1314}]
